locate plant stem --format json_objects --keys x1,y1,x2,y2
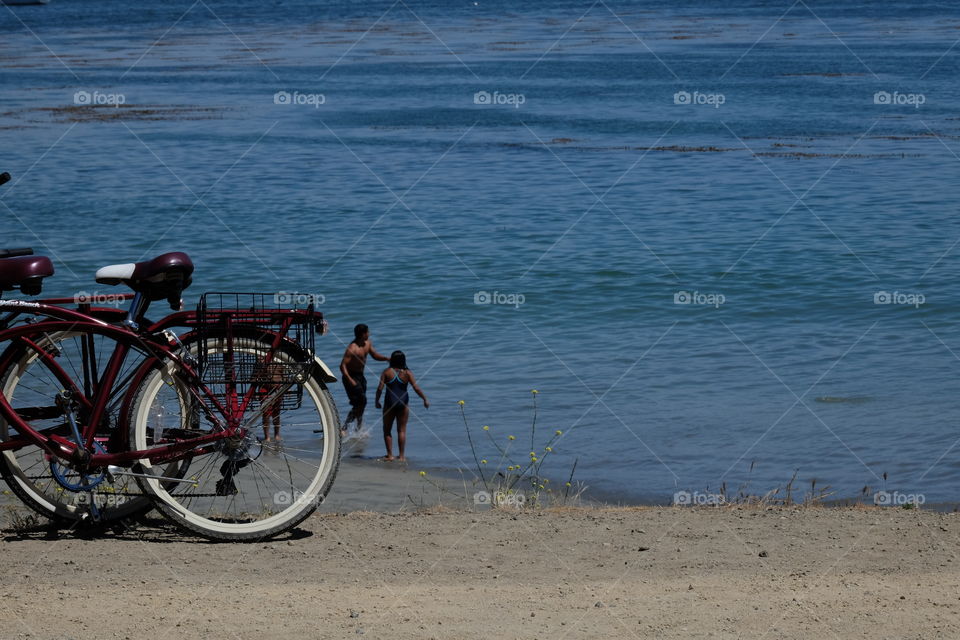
[
  {"x1": 460, "y1": 404, "x2": 488, "y2": 492},
  {"x1": 563, "y1": 457, "x2": 579, "y2": 502},
  {"x1": 530, "y1": 392, "x2": 538, "y2": 452}
]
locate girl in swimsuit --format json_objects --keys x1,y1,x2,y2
[{"x1": 375, "y1": 350, "x2": 429, "y2": 462}]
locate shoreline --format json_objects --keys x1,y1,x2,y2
[
  {"x1": 6, "y1": 452, "x2": 958, "y2": 517},
  {"x1": 4, "y1": 451, "x2": 958, "y2": 517},
  {"x1": 332, "y1": 448, "x2": 960, "y2": 514}
]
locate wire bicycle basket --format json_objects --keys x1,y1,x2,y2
[{"x1": 196, "y1": 292, "x2": 322, "y2": 412}]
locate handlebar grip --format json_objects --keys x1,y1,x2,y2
[
  {"x1": 0, "y1": 248, "x2": 34, "y2": 258},
  {"x1": 0, "y1": 172, "x2": 10, "y2": 187}
]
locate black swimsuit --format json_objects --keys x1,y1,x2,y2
[{"x1": 383, "y1": 369, "x2": 409, "y2": 410}]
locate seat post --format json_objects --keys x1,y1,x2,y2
[{"x1": 123, "y1": 292, "x2": 147, "y2": 331}]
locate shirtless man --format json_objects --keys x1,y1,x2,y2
[{"x1": 339, "y1": 324, "x2": 388, "y2": 436}]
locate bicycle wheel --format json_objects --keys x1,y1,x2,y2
[
  {"x1": 129, "y1": 336, "x2": 341, "y2": 541},
  {"x1": 0, "y1": 329, "x2": 157, "y2": 524}
]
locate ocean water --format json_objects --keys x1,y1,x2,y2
[{"x1": 2, "y1": 0, "x2": 960, "y2": 505}]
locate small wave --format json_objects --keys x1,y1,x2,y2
[{"x1": 814, "y1": 396, "x2": 872, "y2": 404}]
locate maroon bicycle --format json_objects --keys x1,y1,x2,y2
[{"x1": 0, "y1": 250, "x2": 342, "y2": 540}]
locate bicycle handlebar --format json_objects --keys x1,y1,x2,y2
[{"x1": 0, "y1": 248, "x2": 34, "y2": 258}]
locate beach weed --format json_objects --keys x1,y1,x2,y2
[{"x1": 418, "y1": 394, "x2": 582, "y2": 510}]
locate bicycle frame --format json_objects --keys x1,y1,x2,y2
[
  {"x1": 0, "y1": 298, "x2": 320, "y2": 471},
  {"x1": 0, "y1": 293, "x2": 133, "y2": 330}
]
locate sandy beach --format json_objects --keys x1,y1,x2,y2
[{"x1": 2, "y1": 490, "x2": 958, "y2": 639}]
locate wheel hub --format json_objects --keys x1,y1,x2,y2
[{"x1": 217, "y1": 433, "x2": 261, "y2": 462}]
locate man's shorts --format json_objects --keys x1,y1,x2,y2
[{"x1": 343, "y1": 373, "x2": 367, "y2": 410}]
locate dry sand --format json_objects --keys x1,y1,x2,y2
[{"x1": 2, "y1": 487, "x2": 959, "y2": 640}]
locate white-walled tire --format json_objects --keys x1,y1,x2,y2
[
  {"x1": 128, "y1": 337, "x2": 340, "y2": 541},
  {"x1": 0, "y1": 330, "x2": 154, "y2": 524}
]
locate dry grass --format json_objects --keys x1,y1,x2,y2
[{"x1": 2, "y1": 504, "x2": 41, "y2": 534}]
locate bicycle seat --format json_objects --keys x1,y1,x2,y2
[
  {"x1": 95, "y1": 251, "x2": 193, "y2": 302},
  {"x1": 0, "y1": 255, "x2": 54, "y2": 295}
]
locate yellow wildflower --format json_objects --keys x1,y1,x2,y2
[
  {"x1": 419, "y1": 471, "x2": 427, "y2": 477},
  {"x1": 508, "y1": 435, "x2": 515, "y2": 441},
  {"x1": 482, "y1": 425, "x2": 490, "y2": 431},
  {"x1": 531, "y1": 389, "x2": 539, "y2": 394},
  {"x1": 481, "y1": 459, "x2": 488, "y2": 464},
  {"x1": 457, "y1": 400, "x2": 465, "y2": 406},
  {"x1": 555, "y1": 430, "x2": 563, "y2": 435}
]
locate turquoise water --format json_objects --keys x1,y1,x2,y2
[{"x1": 3, "y1": 0, "x2": 960, "y2": 504}]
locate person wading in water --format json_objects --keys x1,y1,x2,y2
[
  {"x1": 339, "y1": 323, "x2": 389, "y2": 437},
  {"x1": 375, "y1": 350, "x2": 429, "y2": 461}
]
